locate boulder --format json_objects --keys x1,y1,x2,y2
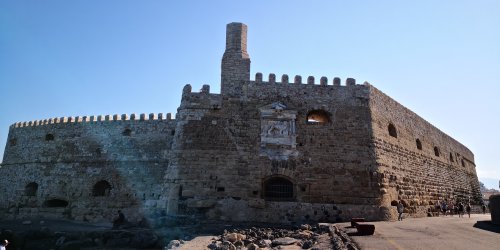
[
  {"x1": 224, "y1": 232, "x2": 246, "y2": 242},
  {"x1": 167, "y1": 239, "x2": 182, "y2": 249},
  {"x1": 221, "y1": 240, "x2": 236, "y2": 250},
  {"x1": 302, "y1": 240, "x2": 313, "y2": 249},
  {"x1": 246, "y1": 243, "x2": 259, "y2": 250},
  {"x1": 272, "y1": 237, "x2": 298, "y2": 246}
]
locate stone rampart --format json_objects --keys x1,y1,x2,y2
[
  {"x1": 0, "y1": 114, "x2": 176, "y2": 222},
  {"x1": 368, "y1": 85, "x2": 481, "y2": 218}
]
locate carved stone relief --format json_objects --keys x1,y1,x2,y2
[{"x1": 259, "y1": 102, "x2": 298, "y2": 160}]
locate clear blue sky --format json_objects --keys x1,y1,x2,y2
[{"x1": 1, "y1": 1, "x2": 499, "y2": 189}]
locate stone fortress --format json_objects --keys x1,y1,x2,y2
[{"x1": 0, "y1": 23, "x2": 482, "y2": 224}]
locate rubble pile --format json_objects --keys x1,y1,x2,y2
[{"x1": 206, "y1": 223, "x2": 358, "y2": 250}]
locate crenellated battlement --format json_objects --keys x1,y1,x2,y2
[
  {"x1": 252, "y1": 72, "x2": 359, "y2": 86},
  {"x1": 180, "y1": 83, "x2": 222, "y2": 110},
  {"x1": 10, "y1": 112, "x2": 176, "y2": 129}
]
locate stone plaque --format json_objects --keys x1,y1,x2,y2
[{"x1": 259, "y1": 102, "x2": 298, "y2": 160}]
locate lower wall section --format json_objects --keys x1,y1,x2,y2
[
  {"x1": 179, "y1": 198, "x2": 393, "y2": 223},
  {"x1": 0, "y1": 161, "x2": 168, "y2": 223}
]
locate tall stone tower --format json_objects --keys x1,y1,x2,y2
[{"x1": 221, "y1": 22, "x2": 251, "y2": 95}]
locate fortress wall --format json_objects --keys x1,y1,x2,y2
[
  {"x1": 3, "y1": 113, "x2": 175, "y2": 164},
  {"x1": 167, "y1": 81, "x2": 388, "y2": 222},
  {"x1": 0, "y1": 114, "x2": 176, "y2": 222},
  {"x1": 368, "y1": 85, "x2": 482, "y2": 218}
]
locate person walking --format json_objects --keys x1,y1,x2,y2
[
  {"x1": 397, "y1": 200, "x2": 404, "y2": 221},
  {"x1": 466, "y1": 203, "x2": 471, "y2": 218},
  {"x1": 458, "y1": 202, "x2": 464, "y2": 218},
  {"x1": 482, "y1": 204, "x2": 486, "y2": 214}
]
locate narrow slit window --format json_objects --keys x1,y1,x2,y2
[
  {"x1": 434, "y1": 146, "x2": 440, "y2": 157},
  {"x1": 416, "y1": 139, "x2": 422, "y2": 150}
]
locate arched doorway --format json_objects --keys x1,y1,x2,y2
[{"x1": 92, "y1": 180, "x2": 112, "y2": 197}]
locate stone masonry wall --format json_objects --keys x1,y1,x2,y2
[
  {"x1": 0, "y1": 114, "x2": 176, "y2": 222},
  {"x1": 165, "y1": 77, "x2": 388, "y2": 223},
  {"x1": 368, "y1": 85, "x2": 482, "y2": 219}
]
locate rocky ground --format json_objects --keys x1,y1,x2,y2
[
  {"x1": 168, "y1": 223, "x2": 358, "y2": 250},
  {"x1": 0, "y1": 218, "x2": 357, "y2": 250}
]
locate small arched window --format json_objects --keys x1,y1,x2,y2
[
  {"x1": 462, "y1": 159, "x2": 466, "y2": 167},
  {"x1": 434, "y1": 146, "x2": 440, "y2": 157},
  {"x1": 95, "y1": 148, "x2": 102, "y2": 157},
  {"x1": 122, "y1": 128, "x2": 132, "y2": 136},
  {"x1": 306, "y1": 110, "x2": 330, "y2": 124},
  {"x1": 92, "y1": 180, "x2": 112, "y2": 197},
  {"x1": 449, "y1": 153, "x2": 454, "y2": 162},
  {"x1": 388, "y1": 124, "x2": 397, "y2": 138},
  {"x1": 263, "y1": 176, "x2": 294, "y2": 201},
  {"x1": 25, "y1": 182, "x2": 38, "y2": 196},
  {"x1": 45, "y1": 133, "x2": 54, "y2": 141},
  {"x1": 416, "y1": 139, "x2": 422, "y2": 150}
]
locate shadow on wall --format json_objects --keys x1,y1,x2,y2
[{"x1": 473, "y1": 221, "x2": 500, "y2": 234}]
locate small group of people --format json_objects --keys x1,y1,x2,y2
[
  {"x1": 437, "y1": 200, "x2": 472, "y2": 218},
  {"x1": 396, "y1": 199, "x2": 485, "y2": 221}
]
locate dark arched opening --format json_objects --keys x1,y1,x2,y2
[
  {"x1": 93, "y1": 180, "x2": 112, "y2": 197},
  {"x1": 388, "y1": 123, "x2": 397, "y2": 138},
  {"x1": 263, "y1": 177, "x2": 294, "y2": 201},
  {"x1": 306, "y1": 110, "x2": 330, "y2": 124},
  {"x1": 43, "y1": 199, "x2": 68, "y2": 207},
  {"x1": 449, "y1": 153, "x2": 454, "y2": 162},
  {"x1": 416, "y1": 139, "x2": 422, "y2": 150},
  {"x1": 434, "y1": 146, "x2": 440, "y2": 157},
  {"x1": 122, "y1": 128, "x2": 132, "y2": 136},
  {"x1": 25, "y1": 182, "x2": 38, "y2": 196},
  {"x1": 45, "y1": 133, "x2": 54, "y2": 141}
]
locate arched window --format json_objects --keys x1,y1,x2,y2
[
  {"x1": 434, "y1": 146, "x2": 440, "y2": 157},
  {"x1": 95, "y1": 148, "x2": 102, "y2": 157},
  {"x1": 263, "y1": 177, "x2": 294, "y2": 201},
  {"x1": 43, "y1": 199, "x2": 68, "y2": 207},
  {"x1": 25, "y1": 182, "x2": 38, "y2": 196},
  {"x1": 449, "y1": 153, "x2": 454, "y2": 162},
  {"x1": 461, "y1": 159, "x2": 466, "y2": 167},
  {"x1": 122, "y1": 128, "x2": 132, "y2": 136},
  {"x1": 306, "y1": 110, "x2": 330, "y2": 124},
  {"x1": 388, "y1": 124, "x2": 397, "y2": 138},
  {"x1": 45, "y1": 133, "x2": 54, "y2": 141},
  {"x1": 416, "y1": 139, "x2": 422, "y2": 150},
  {"x1": 92, "y1": 180, "x2": 112, "y2": 197}
]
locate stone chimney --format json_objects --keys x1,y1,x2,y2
[{"x1": 221, "y1": 22, "x2": 251, "y2": 95}]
